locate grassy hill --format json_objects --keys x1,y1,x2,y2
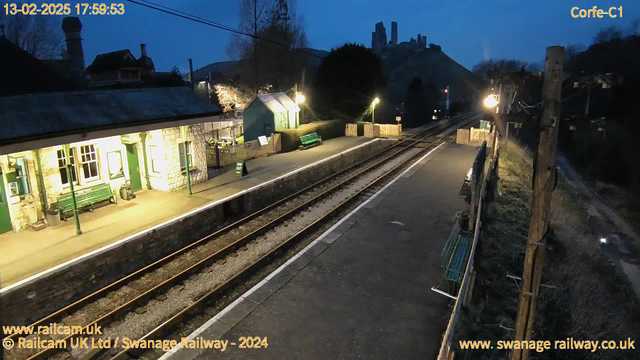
[
  {"x1": 189, "y1": 48, "x2": 329, "y2": 83},
  {"x1": 382, "y1": 44, "x2": 481, "y2": 105}
]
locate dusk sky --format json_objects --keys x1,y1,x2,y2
[{"x1": 51, "y1": 0, "x2": 640, "y2": 73}]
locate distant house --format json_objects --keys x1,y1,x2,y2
[
  {"x1": 243, "y1": 93, "x2": 299, "y2": 141},
  {"x1": 0, "y1": 87, "x2": 221, "y2": 234},
  {"x1": 85, "y1": 44, "x2": 155, "y2": 87}
]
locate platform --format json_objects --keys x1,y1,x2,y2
[
  {"x1": 0, "y1": 136, "x2": 375, "y2": 289},
  {"x1": 166, "y1": 142, "x2": 480, "y2": 360}
]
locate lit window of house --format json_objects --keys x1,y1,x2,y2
[
  {"x1": 178, "y1": 143, "x2": 193, "y2": 172},
  {"x1": 80, "y1": 144, "x2": 100, "y2": 181},
  {"x1": 149, "y1": 145, "x2": 161, "y2": 173},
  {"x1": 57, "y1": 149, "x2": 78, "y2": 186}
]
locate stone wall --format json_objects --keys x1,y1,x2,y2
[
  {"x1": 1, "y1": 139, "x2": 391, "y2": 326},
  {"x1": 161, "y1": 125, "x2": 207, "y2": 191},
  {"x1": 1, "y1": 125, "x2": 211, "y2": 234}
]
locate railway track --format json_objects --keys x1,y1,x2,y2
[{"x1": 3, "y1": 113, "x2": 479, "y2": 360}]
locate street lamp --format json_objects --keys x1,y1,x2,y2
[
  {"x1": 483, "y1": 94, "x2": 499, "y2": 108},
  {"x1": 372, "y1": 97, "x2": 380, "y2": 124},
  {"x1": 294, "y1": 92, "x2": 305, "y2": 128}
]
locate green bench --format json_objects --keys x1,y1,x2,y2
[
  {"x1": 442, "y1": 222, "x2": 471, "y2": 282},
  {"x1": 299, "y1": 132, "x2": 322, "y2": 150},
  {"x1": 57, "y1": 183, "x2": 117, "y2": 220}
]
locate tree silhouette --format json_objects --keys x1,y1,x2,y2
[{"x1": 314, "y1": 43, "x2": 385, "y2": 119}]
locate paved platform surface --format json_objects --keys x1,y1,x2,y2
[
  {"x1": 0, "y1": 136, "x2": 374, "y2": 289},
  {"x1": 169, "y1": 142, "x2": 479, "y2": 360}
]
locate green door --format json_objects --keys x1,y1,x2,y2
[
  {"x1": 0, "y1": 169, "x2": 13, "y2": 234},
  {"x1": 125, "y1": 144, "x2": 142, "y2": 192}
]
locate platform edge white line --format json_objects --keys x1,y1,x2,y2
[
  {"x1": 1, "y1": 139, "x2": 381, "y2": 294},
  {"x1": 158, "y1": 141, "x2": 446, "y2": 359}
]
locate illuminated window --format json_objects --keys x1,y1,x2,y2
[
  {"x1": 178, "y1": 142, "x2": 193, "y2": 172},
  {"x1": 57, "y1": 149, "x2": 78, "y2": 186},
  {"x1": 80, "y1": 144, "x2": 100, "y2": 181},
  {"x1": 149, "y1": 145, "x2": 161, "y2": 173},
  {"x1": 107, "y1": 151, "x2": 124, "y2": 179}
]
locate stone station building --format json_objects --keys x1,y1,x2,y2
[{"x1": 0, "y1": 87, "x2": 221, "y2": 234}]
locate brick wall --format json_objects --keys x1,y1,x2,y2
[{"x1": 1, "y1": 139, "x2": 391, "y2": 326}]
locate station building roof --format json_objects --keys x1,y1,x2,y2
[
  {"x1": 249, "y1": 92, "x2": 299, "y2": 113},
  {"x1": 0, "y1": 87, "x2": 221, "y2": 154}
]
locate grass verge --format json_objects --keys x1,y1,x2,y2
[{"x1": 453, "y1": 144, "x2": 640, "y2": 360}]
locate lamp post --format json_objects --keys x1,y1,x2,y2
[
  {"x1": 293, "y1": 83, "x2": 305, "y2": 128},
  {"x1": 181, "y1": 125, "x2": 192, "y2": 196},
  {"x1": 63, "y1": 144, "x2": 82, "y2": 235},
  {"x1": 444, "y1": 86, "x2": 450, "y2": 113},
  {"x1": 371, "y1": 97, "x2": 380, "y2": 124}
]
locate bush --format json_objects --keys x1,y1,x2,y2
[{"x1": 277, "y1": 120, "x2": 346, "y2": 152}]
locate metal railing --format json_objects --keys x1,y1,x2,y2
[
  {"x1": 206, "y1": 134, "x2": 281, "y2": 168},
  {"x1": 437, "y1": 129, "x2": 500, "y2": 360}
]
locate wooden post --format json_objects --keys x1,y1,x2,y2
[{"x1": 512, "y1": 46, "x2": 564, "y2": 360}]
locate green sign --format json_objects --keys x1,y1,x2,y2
[{"x1": 235, "y1": 160, "x2": 248, "y2": 177}]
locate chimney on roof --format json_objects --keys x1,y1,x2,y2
[
  {"x1": 140, "y1": 43, "x2": 147, "y2": 57},
  {"x1": 62, "y1": 17, "x2": 85, "y2": 82}
]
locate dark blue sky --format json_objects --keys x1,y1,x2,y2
[{"x1": 64, "y1": 0, "x2": 640, "y2": 73}]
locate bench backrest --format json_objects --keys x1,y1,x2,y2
[
  {"x1": 58, "y1": 183, "x2": 113, "y2": 210},
  {"x1": 300, "y1": 132, "x2": 320, "y2": 144}
]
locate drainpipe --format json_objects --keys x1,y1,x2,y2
[
  {"x1": 34, "y1": 149, "x2": 48, "y2": 212},
  {"x1": 181, "y1": 126, "x2": 192, "y2": 196},
  {"x1": 63, "y1": 144, "x2": 82, "y2": 235},
  {"x1": 140, "y1": 132, "x2": 152, "y2": 190}
]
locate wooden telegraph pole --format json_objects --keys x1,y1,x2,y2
[{"x1": 512, "y1": 46, "x2": 564, "y2": 360}]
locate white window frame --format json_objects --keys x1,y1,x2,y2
[
  {"x1": 179, "y1": 142, "x2": 194, "y2": 172},
  {"x1": 57, "y1": 148, "x2": 78, "y2": 187},
  {"x1": 149, "y1": 144, "x2": 162, "y2": 174},
  {"x1": 80, "y1": 144, "x2": 100, "y2": 182}
]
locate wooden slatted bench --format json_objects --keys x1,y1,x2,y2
[
  {"x1": 299, "y1": 132, "x2": 322, "y2": 150},
  {"x1": 57, "y1": 183, "x2": 117, "y2": 220}
]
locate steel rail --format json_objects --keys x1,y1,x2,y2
[
  {"x1": 110, "y1": 114, "x2": 479, "y2": 360},
  {"x1": 15, "y1": 114, "x2": 477, "y2": 360},
  {"x1": 4, "y1": 114, "x2": 473, "y2": 346}
]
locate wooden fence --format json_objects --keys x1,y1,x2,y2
[
  {"x1": 345, "y1": 123, "x2": 358, "y2": 137},
  {"x1": 457, "y1": 127, "x2": 496, "y2": 146},
  {"x1": 438, "y1": 131, "x2": 500, "y2": 360},
  {"x1": 206, "y1": 134, "x2": 281, "y2": 168}
]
